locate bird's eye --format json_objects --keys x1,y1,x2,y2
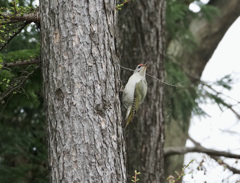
[{"x1": 138, "y1": 64, "x2": 143, "y2": 69}]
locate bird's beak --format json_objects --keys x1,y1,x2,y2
[
  {"x1": 140, "y1": 62, "x2": 148, "y2": 75},
  {"x1": 143, "y1": 63, "x2": 148, "y2": 72}
]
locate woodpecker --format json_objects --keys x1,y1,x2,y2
[{"x1": 122, "y1": 63, "x2": 148, "y2": 127}]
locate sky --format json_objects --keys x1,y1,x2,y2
[{"x1": 183, "y1": 14, "x2": 240, "y2": 183}]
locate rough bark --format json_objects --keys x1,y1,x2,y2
[
  {"x1": 40, "y1": 1, "x2": 126, "y2": 182},
  {"x1": 164, "y1": 0, "x2": 240, "y2": 181},
  {"x1": 117, "y1": 1, "x2": 166, "y2": 182}
]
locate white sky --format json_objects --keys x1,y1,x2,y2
[{"x1": 183, "y1": 17, "x2": 240, "y2": 183}]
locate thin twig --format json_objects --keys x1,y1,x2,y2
[
  {"x1": 200, "y1": 80, "x2": 239, "y2": 102},
  {"x1": 200, "y1": 81, "x2": 240, "y2": 119},
  {"x1": 0, "y1": 20, "x2": 22, "y2": 25},
  {"x1": 0, "y1": 66, "x2": 40, "y2": 101},
  {"x1": 0, "y1": 22, "x2": 29, "y2": 52},
  {"x1": 211, "y1": 156, "x2": 240, "y2": 174},
  {"x1": 116, "y1": 0, "x2": 131, "y2": 10},
  {"x1": 189, "y1": 135, "x2": 240, "y2": 174},
  {"x1": 164, "y1": 136, "x2": 240, "y2": 175}
]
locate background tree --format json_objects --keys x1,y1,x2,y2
[
  {"x1": 164, "y1": 0, "x2": 240, "y2": 181},
  {"x1": 117, "y1": 0, "x2": 165, "y2": 182}
]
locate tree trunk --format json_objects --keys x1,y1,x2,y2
[
  {"x1": 40, "y1": 1, "x2": 126, "y2": 182},
  {"x1": 164, "y1": 0, "x2": 240, "y2": 181},
  {"x1": 117, "y1": 1, "x2": 166, "y2": 182}
]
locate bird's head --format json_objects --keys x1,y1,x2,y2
[{"x1": 133, "y1": 63, "x2": 148, "y2": 77}]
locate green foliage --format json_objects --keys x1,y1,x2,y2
[
  {"x1": 0, "y1": 0, "x2": 39, "y2": 52},
  {"x1": 0, "y1": 0, "x2": 12, "y2": 8},
  {"x1": 0, "y1": 103, "x2": 48, "y2": 183},
  {"x1": 164, "y1": 59, "x2": 202, "y2": 128},
  {"x1": 0, "y1": 48, "x2": 40, "y2": 102},
  {"x1": 116, "y1": 0, "x2": 131, "y2": 10},
  {"x1": 198, "y1": 2, "x2": 220, "y2": 21},
  {"x1": 4, "y1": 24, "x2": 40, "y2": 52},
  {"x1": 0, "y1": 57, "x2": 3, "y2": 69},
  {"x1": 0, "y1": 69, "x2": 14, "y2": 91},
  {"x1": 0, "y1": 49, "x2": 43, "y2": 183},
  {"x1": 0, "y1": 1, "x2": 46, "y2": 182},
  {"x1": 165, "y1": 59, "x2": 236, "y2": 128},
  {"x1": 164, "y1": 0, "x2": 224, "y2": 127},
  {"x1": 197, "y1": 74, "x2": 235, "y2": 112},
  {"x1": 166, "y1": 0, "x2": 193, "y2": 38},
  {"x1": 166, "y1": 159, "x2": 194, "y2": 183},
  {"x1": 215, "y1": 74, "x2": 232, "y2": 90},
  {"x1": 0, "y1": 60, "x2": 46, "y2": 182},
  {"x1": 131, "y1": 170, "x2": 141, "y2": 183},
  {"x1": 3, "y1": 0, "x2": 36, "y2": 13},
  {"x1": 166, "y1": 0, "x2": 197, "y2": 50},
  {"x1": 165, "y1": 40, "x2": 206, "y2": 124},
  {"x1": 1, "y1": 47, "x2": 39, "y2": 61},
  {"x1": 166, "y1": 0, "x2": 219, "y2": 52}
]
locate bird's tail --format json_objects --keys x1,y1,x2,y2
[
  {"x1": 125, "y1": 105, "x2": 137, "y2": 128},
  {"x1": 125, "y1": 109, "x2": 133, "y2": 128}
]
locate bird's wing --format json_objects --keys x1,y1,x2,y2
[{"x1": 125, "y1": 80, "x2": 147, "y2": 127}]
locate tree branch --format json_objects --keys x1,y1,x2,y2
[
  {"x1": 164, "y1": 135, "x2": 240, "y2": 174},
  {"x1": 0, "y1": 66, "x2": 40, "y2": 102},
  {"x1": 211, "y1": 156, "x2": 240, "y2": 174},
  {"x1": 0, "y1": 11, "x2": 40, "y2": 23},
  {"x1": 0, "y1": 19, "x2": 22, "y2": 25},
  {"x1": 189, "y1": 136, "x2": 240, "y2": 174},
  {"x1": 0, "y1": 22, "x2": 29, "y2": 52},
  {"x1": 164, "y1": 146, "x2": 240, "y2": 159},
  {"x1": 1, "y1": 58, "x2": 40, "y2": 68},
  {"x1": 200, "y1": 81, "x2": 240, "y2": 120}
]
